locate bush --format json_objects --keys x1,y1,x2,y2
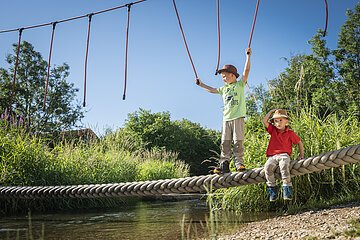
[{"x1": 120, "y1": 109, "x2": 221, "y2": 176}]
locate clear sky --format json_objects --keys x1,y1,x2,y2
[{"x1": 0, "y1": 0, "x2": 358, "y2": 135}]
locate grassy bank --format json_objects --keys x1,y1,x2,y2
[
  {"x1": 0, "y1": 123, "x2": 189, "y2": 214},
  {"x1": 210, "y1": 110, "x2": 360, "y2": 213},
  {"x1": 1, "y1": 110, "x2": 359, "y2": 215}
]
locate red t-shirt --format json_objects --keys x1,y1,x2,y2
[{"x1": 266, "y1": 124, "x2": 301, "y2": 157}]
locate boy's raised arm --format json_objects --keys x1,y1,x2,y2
[
  {"x1": 263, "y1": 109, "x2": 276, "y2": 128},
  {"x1": 196, "y1": 78, "x2": 218, "y2": 94},
  {"x1": 241, "y1": 47, "x2": 252, "y2": 83}
]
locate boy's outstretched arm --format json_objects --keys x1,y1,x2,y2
[
  {"x1": 263, "y1": 109, "x2": 276, "y2": 128},
  {"x1": 196, "y1": 78, "x2": 218, "y2": 94},
  {"x1": 297, "y1": 141, "x2": 305, "y2": 160},
  {"x1": 241, "y1": 47, "x2": 252, "y2": 83}
]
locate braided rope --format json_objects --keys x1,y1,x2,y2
[{"x1": 1, "y1": 144, "x2": 359, "y2": 199}]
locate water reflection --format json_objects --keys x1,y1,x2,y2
[{"x1": 0, "y1": 198, "x2": 275, "y2": 240}]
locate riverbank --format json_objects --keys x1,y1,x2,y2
[{"x1": 219, "y1": 202, "x2": 360, "y2": 240}]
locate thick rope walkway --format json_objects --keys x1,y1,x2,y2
[{"x1": 0, "y1": 144, "x2": 359, "y2": 199}]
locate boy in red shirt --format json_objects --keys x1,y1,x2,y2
[{"x1": 262, "y1": 109, "x2": 304, "y2": 201}]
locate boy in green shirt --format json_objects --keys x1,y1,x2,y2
[{"x1": 196, "y1": 48, "x2": 252, "y2": 173}]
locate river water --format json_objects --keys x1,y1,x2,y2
[{"x1": 0, "y1": 197, "x2": 276, "y2": 240}]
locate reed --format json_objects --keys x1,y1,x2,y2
[
  {"x1": 0, "y1": 126, "x2": 189, "y2": 185},
  {"x1": 0, "y1": 123, "x2": 189, "y2": 213}
]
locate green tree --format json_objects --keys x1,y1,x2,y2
[
  {"x1": 267, "y1": 30, "x2": 336, "y2": 118},
  {"x1": 122, "y1": 108, "x2": 220, "y2": 175},
  {"x1": 266, "y1": 3, "x2": 359, "y2": 119},
  {"x1": 0, "y1": 41, "x2": 83, "y2": 132},
  {"x1": 333, "y1": 4, "x2": 360, "y2": 118},
  {"x1": 246, "y1": 84, "x2": 272, "y2": 116}
]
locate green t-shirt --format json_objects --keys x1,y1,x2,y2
[{"x1": 217, "y1": 80, "x2": 246, "y2": 121}]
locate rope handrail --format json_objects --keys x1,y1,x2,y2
[
  {"x1": 0, "y1": 144, "x2": 359, "y2": 199},
  {"x1": 0, "y1": 0, "x2": 147, "y2": 34}
]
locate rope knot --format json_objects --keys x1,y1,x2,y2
[
  {"x1": 87, "y1": 13, "x2": 94, "y2": 21},
  {"x1": 126, "y1": 3, "x2": 133, "y2": 11}
]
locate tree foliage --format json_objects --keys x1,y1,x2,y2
[
  {"x1": 121, "y1": 108, "x2": 220, "y2": 175},
  {"x1": 333, "y1": 4, "x2": 360, "y2": 118},
  {"x1": 247, "y1": 3, "x2": 360, "y2": 120},
  {"x1": 266, "y1": 32, "x2": 336, "y2": 117},
  {"x1": 0, "y1": 41, "x2": 84, "y2": 133},
  {"x1": 246, "y1": 84, "x2": 271, "y2": 116}
]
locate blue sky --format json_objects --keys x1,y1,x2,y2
[{"x1": 0, "y1": 0, "x2": 358, "y2": 135}]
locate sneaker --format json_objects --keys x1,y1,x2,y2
[
  {"x1": 236, "y1": 164, "x2": 246, "y2": 172},
  {"x1": 267, "y1": 186, "x2": 277, "y2": 202},
  {"x1": 213, "y1": 161, "x2": 230, "y2": 174},
  {"x1": 283, "y1": 186, "x2": 293, "y2": 200}
]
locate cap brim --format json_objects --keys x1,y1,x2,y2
[
  {"x1": 217, "y1": 69, "x2": 239, "y2": 78},
  {"x1": 271, "y1": 114, "x2": 289, "y2": 120}
]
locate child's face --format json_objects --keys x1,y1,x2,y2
[
  {"x1": 220, "y1": 72, "x2": 236, "y2": 84},
  {"x1": 273, "y1": 117, "x2": 289, "y2": 131}
]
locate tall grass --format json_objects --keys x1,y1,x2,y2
[
  {"x1": 0, "y1": 125, "x2": 189, "y2": 186},
  {"x1": 211, "y1": 109, "x2": 360, "y2": 212},
  {"x1": 0, "y1": 122, "x2": 189, "y2": 213}
]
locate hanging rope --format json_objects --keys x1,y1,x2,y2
[
  {"x1": 247, "y1": 0, "x2": 260, "y2": 54},
  {"x1": 323, "y1": 0, "x2": 328, "y2": 37},
  {"x1": 43, "y1": 22, "x2": 57, "y2": 111},
  {"x1": 245, "y1": 0, "x2": 260, "y2": 103},
  {"x1": 123, "y1": 4, "x2": 132, "y2": 100},
  {"x1": 215, "y1": 0, "x2": 221, "y2": 75},
  {"x1": 172, "y1": 0, "x2": 199, "y2": 80},
  {"x1": 9, "y1": 28, "x2": 23, "y2": 114},
  {"x1": 83, "y1": 14, "x2": 93, "y2": 107},
  {"x1": 0, "y1": 0, "x2": 147, "y2": 108}
]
